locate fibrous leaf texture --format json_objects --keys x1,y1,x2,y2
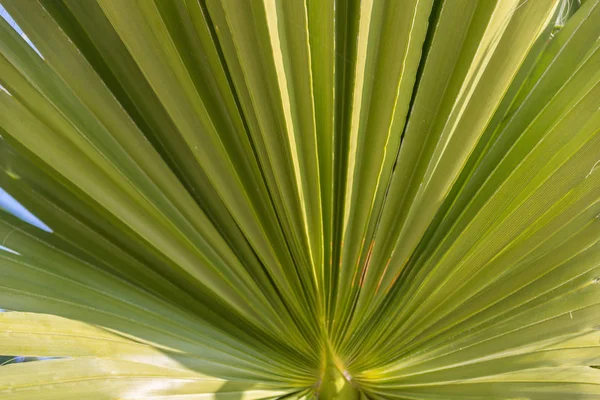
[{"x1": 0, "y1": 0, "x2": 599, "y2": 399}]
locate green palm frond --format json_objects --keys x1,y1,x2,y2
[{"x1": 0, "y1": 0, "x2": 599, "y2": 398}]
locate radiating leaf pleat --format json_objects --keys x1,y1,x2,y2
[
  {"x1": 0, "y1": 357, "x2": 294, "y2": 400},
  {"x1": 0, "y1": 0, "x2": 599, "y2": 399}
]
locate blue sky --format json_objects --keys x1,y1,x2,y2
[
  {"x1": 0, "y1": 188, "x2": 52, "y2": 233},
  {"x1": 0, "y1": 6, "x2": 51, "y2": 240},
  {"x1": 0, "y1": 4, "x2": 42, "y2": 57},
  {"x1": 0, "y1": 4, "x2": 23, "y2": 33}
]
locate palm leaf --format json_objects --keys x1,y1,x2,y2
[{"x1": 0, "y1": 0, "x2": 599, "y2": 398}]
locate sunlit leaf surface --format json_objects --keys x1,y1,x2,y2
[{"x1": 0, "y1": 0, "x2": 599, "y2": 398}]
